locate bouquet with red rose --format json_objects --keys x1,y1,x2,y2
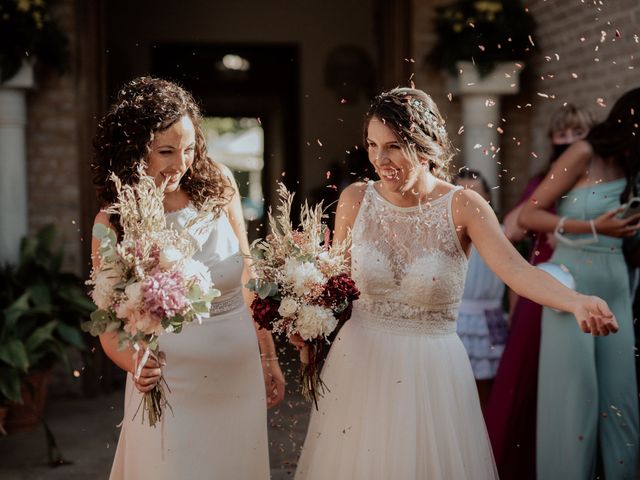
[{"x1": 247, "y1": 184, "x2": 359, "y2": 406}]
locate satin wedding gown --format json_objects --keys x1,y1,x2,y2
[
  {"x1": 109, "y1": 206, "x2": 269, "y2": 480},
  {"x1": 295, "y1": 182, "x2": 499, "y2": 479}
]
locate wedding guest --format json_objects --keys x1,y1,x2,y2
[
  {"x1": 520, "y1": 88, "x2": 640, "y2": 480},
  {"x1": 485, "y1": 104, "x2": 595, "y2": 480},
  {"x1": 91, "y1": 77, "x2": 284, "y2": 479},
  {"x1": 291, "y1": 87, "x2": 618, "y2": 480},
  {"x1": 454, "y1": 168, "x2": 507, "y2": 410}
]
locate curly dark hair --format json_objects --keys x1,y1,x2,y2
[
  {"x1": 585, "y1": 87, "x2": 640, "y2": 203},
  {"x1": 363, "y1": 87, "x2": 456, "y2": 181},
  {"x1": 92, "y1": 76, "x2": 233, "y2": 233}
]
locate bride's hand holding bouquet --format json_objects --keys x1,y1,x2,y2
[{"x1": 247, "y1": 183, "x2": 359, "y2": 406}]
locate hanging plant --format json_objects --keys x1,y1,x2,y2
[
  {"x1": 426, "y1": 0, "x2": 536, "y2": 77},
  {"x1": 0, "y1": 0, "x2": 70, "y2": 81}
]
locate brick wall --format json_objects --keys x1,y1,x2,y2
[
  {"x1": 411, "y1": 0, "x2": 640, "y2": 214},
  {"x1": 527, "y1": 0, "x2": 640, "y2": 170},
  {"x1": 26, "y1": 0, "x2": 83, "y2": 275}
]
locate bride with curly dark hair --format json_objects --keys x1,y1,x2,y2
[{"x1": 91, "y1": 76, "x2": 283, "y2": 479}]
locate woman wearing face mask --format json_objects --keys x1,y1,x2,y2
[
  {"x1": 520, "y1": 89, "x2": 640, "y2": 480},
  {"x1": 485, "y1": 104, "x2": 595, "y2": 480},
  {"x1": 91, "y1": 77, "x2": 284, "y2": 479},
  {"x1": 292, "y1": 88, "x2": 617, "y2": 480}
]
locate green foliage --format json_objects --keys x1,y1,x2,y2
[
  {"x1": 0, "y1": 225, "x2": 94, "y2": 404},
  {"x1": 0, "y1": 0, "x2": 70, "y2": 81},
  {"x1": 426, "y1": 0, "x2": 536, "y2": 77}
]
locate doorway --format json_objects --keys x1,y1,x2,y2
[{"x1": 152, "y1": 43, "x2": 300, "y2": 240}]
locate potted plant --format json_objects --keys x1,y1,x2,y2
[
  {"x1": 0, "y1": 225, "x2": 93, "y2": 432},
  {"x1": 426, "y1": 0, "x2": 536, "y2": 78},
  {"x1": 0, "y1": 0, "x2": 70, "y2": 82}
]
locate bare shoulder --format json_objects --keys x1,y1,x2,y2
[
  {"x1": 451, "y1": 187, "x2": 494, "y2": 226},
  {"x1": 93, "y1": 210, "x2": 113, "y2": 229},
  {"x1": 335, "y1": 182, "x2": 368, "y2": 231},
  {"x1": 553, "y1": 140, "x2": 592, "y2": 171},
  {"x1": 211, "y1": 160, "x2": 236, "y2": 184},
  {"x1": 338, "y1": 182, "x2": 368, "y2": 206}
]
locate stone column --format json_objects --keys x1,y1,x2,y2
[
  {"x1": 0, "y1": 62, "x2": 34, "y2": 264},
  {"x1": 449, "y1": 61, "x2": 522, "y2": 209}
]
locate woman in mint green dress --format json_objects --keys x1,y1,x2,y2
[{"x1": 520, "y1": 89, "x2": 640, "y2": 480}]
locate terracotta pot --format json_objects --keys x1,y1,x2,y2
[
  {"x1": 5, "y1": 369, "x2": 52, "y2": 434},
  {"x1": 0, "y1": 405, "x2": 8, "y2": 435}
]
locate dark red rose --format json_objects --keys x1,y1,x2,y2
[
  {"x1": 250, "y1": 296, "x2": 280, "y2": 330},
  {"x1": 321, "y1": 274, "x2": 360, "y2": 322}
]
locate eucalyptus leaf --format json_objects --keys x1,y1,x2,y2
[
  {"x1": 92, "y1": 223, "x2": 110, "y2": 240},
  {"x1": 105, "y1": 318, "x2": 122, "y2": 334},
  {"x1": 171, "y1": 324, "x2": 184, "y2": 334},
  {"x1": 89, "y1": 309, "x2": 108, "y2": 323},
  {"x1": 245, "y1": 278, "x2": 258, "y2": 291},
  {"x1": 188, "y1": 284, "x2": 202, "y2": 299},
  {"x1": 334, "y1": 300, "x2": 348, "y2": 314},
  {"x1": 192, "y1": 302, "x2": 209, "y2": 314},
  {"x1": 258, "y1": 283, "x2": 272, "y2": 299},
  {"x1": 204, "y1": 288, "x2": 221, "y2": 302}
]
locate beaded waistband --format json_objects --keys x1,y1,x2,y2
[
  {"x1": 351, "y1": 306, "x2": 457, "y2": 336},
  {"x1": 209, "y1": 294, "x2": 245, "y2": 316}
]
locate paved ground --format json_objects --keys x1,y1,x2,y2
[{"x1": 0, "y1": 353, "x2": 311, "y2": 480}]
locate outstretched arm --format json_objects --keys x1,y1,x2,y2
[{"x1": 453, "y1": 188, "x2": 617, "y2": 335}]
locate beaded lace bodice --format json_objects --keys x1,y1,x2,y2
[{"x1": 350, "y1": 183, "x2": 468, "y2": 334}]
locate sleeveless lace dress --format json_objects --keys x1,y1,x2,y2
[
  {"x1": 109, "y1": 206, "x2": 269, "y2": 480},
  {"x1": 295, "y1": 182, "x2": 498, "y2": 479}
]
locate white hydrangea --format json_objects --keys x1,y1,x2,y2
[
  {"x1": 317, "y1": 251, "x2": 340, "y2": 269},
  {"x1": 278, "y1": 296, "x2": 299, "y2": 318},
  {"x1": 158, "y1": 246, "x2": 183, "y2": 269},
  {"x1": 296, "y1": 304, "x2": 337, "y2": 341},
  {"x1": 115, "y1": 282, "x2": 143, "y2": 319},
  {"x1": 91, "y1": 269, "x2": 120, "y2": 310},
  {"x1": 182, "y1": 258, "x2": 212, "y2": 293},
  {"x1": 283, "y1": 258, "x2": 326, "y2": 296}
]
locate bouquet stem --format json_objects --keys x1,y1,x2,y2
[
  {"x1": 135, "y1": 375, "x2": 172, "y2": 427},
  {"x1": 299, "y1": 341, "x2": 327, "y2": 409}
]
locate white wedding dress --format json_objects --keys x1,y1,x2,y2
[
  {"x1": 295, "y1": 182, "x2": 498, "y2": 479},
  {"x1": 109, "y1": 207, "x2": 269, "y2": 480}
]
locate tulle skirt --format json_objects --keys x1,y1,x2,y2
[{"x1": 295, "y1": 310, "x2": 498, "y2": 480}]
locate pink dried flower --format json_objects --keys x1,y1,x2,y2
[
  {"x1": 291, "y1": 231, "x2": 305, "y2": 245},
  {"x1": 307, "y1": 284, "x2": 326, "y2": 300},
  {"x1": 142, "y1": 269, "x2": 189, "y2": 319}
]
